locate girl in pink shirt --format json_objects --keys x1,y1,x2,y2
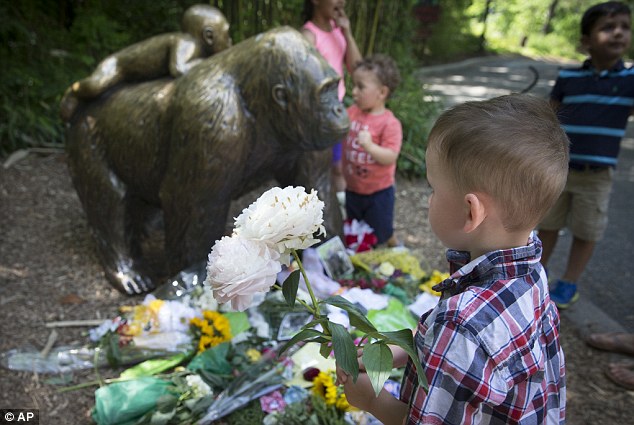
[{"x1": 301, "y1": 0, "x2": 362, "y2": 193}]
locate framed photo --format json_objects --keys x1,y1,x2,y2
[
  {"x1": 277, "y1": 311, "x2": 313, "y2": 341},
  {"x1": 316, "y1": 236, "x2": 354, "y2": 280}
]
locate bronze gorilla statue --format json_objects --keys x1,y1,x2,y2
[{"x1": 65, "y1": 27, "x2": 349, "y2": 294}]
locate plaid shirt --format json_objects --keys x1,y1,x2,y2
[{"x1": 400, "y1": 234, "x2": 566, "y2": 424}]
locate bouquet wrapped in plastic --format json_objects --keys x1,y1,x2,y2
[{"x1": 91, "y1": 340, "x2": 293, "y2": 425}]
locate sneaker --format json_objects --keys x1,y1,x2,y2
[{"x1": 549, "y1": 280, "x2": 579, "y2": 309}]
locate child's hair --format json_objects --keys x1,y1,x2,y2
[
  {"x1": 581, "y1": 1, "x2": 631, "y2": 36},
  {"x1": 302, "y1": 0, "x2": 314, "y2": 23},
  {"x1": 427, "y1": 94, "x2": 569, "y2": 231},
  {"x1": 354, "y1": 54, "x2": 401, "y2": 97}
]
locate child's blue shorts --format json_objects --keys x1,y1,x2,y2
[{"x1": 345, "y1": 185, "x2": 395, "y2": 245}]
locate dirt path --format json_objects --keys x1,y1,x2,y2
[{"x1": 0, "y1": 153, "x2": 632, "y2": 424}]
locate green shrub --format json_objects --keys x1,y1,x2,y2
[{"x1": 389, "y1": 73, "x2": 440, "y2": 179}]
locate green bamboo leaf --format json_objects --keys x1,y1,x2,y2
[
  {"x1": 282, "y1": 270, "x2": 301, "y2": 307},
  {"x1": 329, "y1": 322, "x2": 359, "y2": 382},
  {"x1": 363, "y1": 342, "x2": 393, "y2": 396},
  {"x1": 380, "y1": 329, "x2": 428, "y2": 390},
  {"x1": 323, "y1": 296, "x2": 377, "y2": 333},
  {"x1": 278, "y1": 328, "x2": 323, "y2": 355}
]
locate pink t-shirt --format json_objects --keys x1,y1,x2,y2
[
  {"x1": 342, "y1": 104, "x2": 403, "y2": 195},
  {"x1": 302, "y1": 20, "x2": 347, "y2": 100}
]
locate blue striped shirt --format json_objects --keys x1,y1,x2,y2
[{"x1": 551, "y1": 59, "x2": 634, "y2": 167}]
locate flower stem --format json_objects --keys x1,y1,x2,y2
[{"x1": 291, "y1": 250, "x2": 320, "y2": 314}]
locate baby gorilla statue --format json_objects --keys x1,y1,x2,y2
[{"x1": 60, "y1": 4, "x2": 231, "y2": 121}]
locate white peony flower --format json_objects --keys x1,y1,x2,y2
[
  {"x1": 204, "y1": 235, "x2": 281, "y2": 311},
  {"x1": 233, "y1": 186, "x2": 326, "y2": 255}
]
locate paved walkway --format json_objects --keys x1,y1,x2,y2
[{"x1": 416, "y1": 55, "x2": 634, "y2": 335}]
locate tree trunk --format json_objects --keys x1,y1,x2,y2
[
  {"x1": 367, "y1": 0, "x2": 383, "y2": 55},
  {"x1": 479, "y1": 0, "x2": 493, "y2": 52},
  {"x1": 542, "y1": 0, "x2": 559, "y2": 35}
]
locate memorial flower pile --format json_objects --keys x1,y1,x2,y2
[
  {"x1": 91, "y1": 341, "x2": 292, "y2": 425},
  {"x1": 1, "y1": 185, "x2": 444, "y2": 424},
  {"x1": 205, "y1": 186, "x2": 428, "y2": 396}
]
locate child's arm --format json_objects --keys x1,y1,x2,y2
[
  {"x1": 334, "y1": 8, "x2": 362, "y2": 72},
  {"x1": 336, "y1": 367, "x2": 408, "y2": 425},
  {"x1": 358, "y1": 129, "x2": 399, "y2": 165}
]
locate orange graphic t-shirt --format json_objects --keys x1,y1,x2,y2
[{"x1": 342, "y1": 104, "x2": 402, "y2": 195}]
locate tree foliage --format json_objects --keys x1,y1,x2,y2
[
  {"x1": 1, "y1": 0, "x2": 435, "y2": 177},
  {"x1": 425, "y1": 0, "x2": 634, "y2": 60}
]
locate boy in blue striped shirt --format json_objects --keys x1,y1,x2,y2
[{"x1": 539, "y1": 1, "x2": 633, "y2": 308}]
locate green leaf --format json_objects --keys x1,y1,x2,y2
[
  {"x1": 302, "y1": 316, "x2": 329, "y2": 329},
  {"x1": 155, "y1": 394, "x2": 178, "y2": 412},
  {"x1": 224, "y1": 311, "x2": 250, "y2": 336},
  {"x1": 362, "y1": 342, "x2": 393, "y2": 396},
  {"x1": 282, "y1": 270, "x2": 301, "y2": 307},
  {"x1": 380, "y1": 329, "x2": 428, "y2": 391},
  {"x1": 106, "y1": 332, "x2": 122, "y2": 366},
  {"x1": 278, "y1": 328, "x2": 324, "y2": 355},
  {"x1": 183, "y1": 395, "x2": 213, "y2": 414},
  {"x1": 323, "y1": 296, "x2": 377, "y2": 333},
  {"x1": 378, "y1": 329, "x2": 415, "y2": 349},
  {"x1": 197, "y1": 369, "x2": 227, "y2": 389},
  {"x1": 186, "y1": 342, "x2": 232, "y2": 375},
  {"x1": 329, "y1": 322, "x2": 359, "y2": 382},
  {"x1": 319, "y1": 341, "x2": 332, "y2": 359}
]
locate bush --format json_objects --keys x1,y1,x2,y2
[{"x1": 389, "y1": 73, "x2": 440, "y2": 179}]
